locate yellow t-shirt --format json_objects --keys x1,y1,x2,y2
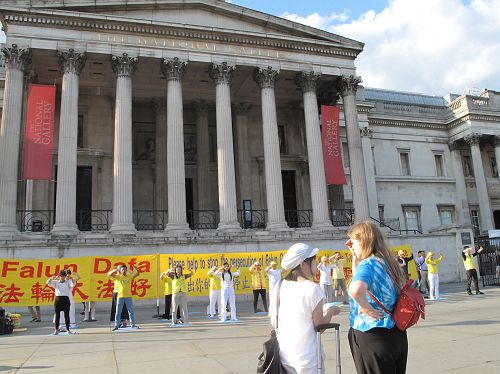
[
  {"x1": 208, "y1": 273, "x2": 221, "y2": 291},
  {"x1": 425, "y1": 255, "x2": 443, "y2": 274},
  {"x1": 162, "y1": 276, "x2": 173, "y2": 295},
  {"x1": 249, "y1": 265, "x2": 267, "y2": 290},
  {"x1": 172, "y1": 275, "x2": 188, "y2": 294},
  {"x1": 332, "y1": 260, "x2": 345, "y2": 280},
  {"x1": 463, "y1": 255, "x2": 476, "y2": 271},
  {"x1": 112, "y1": 273, "x2": 134, "y2": 298}
]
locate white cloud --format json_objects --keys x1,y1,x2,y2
[
  {"x1": 286, "y1": 0, "x2": 500, "y2": 95},
  {"x1": 282, "y1": 12, "x2": 349, "y2": 29}
]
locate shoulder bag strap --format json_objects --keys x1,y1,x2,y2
[{"x1": 365, "y1": 257, "x2": 401, "y2": 316}]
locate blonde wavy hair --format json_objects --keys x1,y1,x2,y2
[{"x1": 348, "y1": 220, "x2": 406, "y2": 289}]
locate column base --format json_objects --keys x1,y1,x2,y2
[
  {"x1": 165, "y1": 222, "x2": 191, "y2": 236},
  {"x1": 51, "y1": 223, "x2": 79, "y2": 236},
  {"x1": 0, "y1": 224, "x2": 20, "y2": 239},
  {"x1": 266, "y1": 221, "x2": 290, "y2": 231},
  {"x1": 110, "y1": 223, "x2": 137, "y2": 236},
  {"x1": 217, "y1": 221, "x2": 242, "y2": 232},
  {"x1": 311, "y1": 221, "x2": 334, "y2": 231}
]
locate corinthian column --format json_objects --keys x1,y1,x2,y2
[
  {"x1": 0, "y1": 45, "x2": 31, "y2": 237},
  {"x1": 254, "y1": 67, "x2": 288, "y2": 230},
  {"x1": 464, "y1": 133, "x2": 493, "y2": 231},
  {"x1": 194, "y1": 100, "x2": 211, "y2": 210},
  {"x1": 161, "y1": 57, "x2": 190, "y2": 233},
  {"x1": 109, "y1": 53, "x2": 138, "y2": 235},
  {"x1": 153, "y1": 98, "x2": 167, "y2": 215},
  {"x1": 209, "y1": 62, "x2": 240, "y2": 231},
  {"x1": 448, "y1": 141, "x2": 471, "y2": 226},
  {"x1": 52, "y1": 49, "x2": 86, "y2": 235},
  {"x1": 296, "y1": 72, "x2": 332, "y2": 230},
  {"x1": 340, "y1": 75, "x2": 370, "y2": 222}
]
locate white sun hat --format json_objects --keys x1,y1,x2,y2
[{"x1": 281, "y1": 243, "x2": 319, "y2": 271}]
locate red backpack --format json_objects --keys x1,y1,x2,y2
[{"x1": 367, "y1": 258, "x2": 426, "y2": 331}]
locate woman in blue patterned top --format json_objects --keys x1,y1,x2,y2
[{"x1": 346, "y1": 221, "x2": 408, "y2": 374}]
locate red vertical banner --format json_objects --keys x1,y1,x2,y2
[
  {"x1": 321, "y1": 105, "x2": 347, "y2": 185},
  {"x1": 23, "y1": 84, "x2": 56, "y2": 180}
]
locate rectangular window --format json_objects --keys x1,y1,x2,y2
[
  {"x1": 399, "y1": 151, "x2": 411, "y2": 176},
  {"x1": 278, "y1": 125, "x2": 286, "y2": 154},
  {"x1": 438, "y1": 206, "x2": 454, "y2": 225},
  {"x1": 378, "y1": 205, "x2": 385, "y2": 222},
  {"x1": 342, "y1": 142, "x2": 350, "y2": 169},
  {"x1": 490, "y1": 156, "x2": 498, "y2": 178},
  {"x1": 77, "y1": 114, "x2": 84, "y2": 148},
  {"x1": 470, "y1": 209, "x2": 480, "y2": 235},
  {"x1": 434, "y1": 154, "x2": 444, "y2": 177},
  {"x1": 403, "y1": 206, "x2": 421, "y2": 231},
  {"x1": 463, "y1": 155, "x2": 473, "y2": 177}
]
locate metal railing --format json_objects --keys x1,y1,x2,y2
[
  {"x1": 237, "y1": 209, "x2": 267, "y2": 229},
  {"x1": 133, "y1": 210, "x2": 167, "y2": 231},
  {"x1": 371, "y1": 216, "x2": 422, "y2": 235},
  {"x1": 474, "y1": 235, "x2": 500, "y2": 287},
  {"x1": 330, "y1": 208, "x2": 354, "y2": 227},
  {"x1": 17, "y1": 210, "x2": 54, "y2": 232},
  {"x1": 285, "y1": 209, "x2": 312, "y2": 228},
  {"x1": 188, "y1": 210, "x2": 219, "y2": 230},
  {"x1": 76, "y1": 210, "x2": 111, "y2": 231}
]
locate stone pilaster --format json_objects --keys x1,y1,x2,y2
[
  {"x1": 0, "y1": 45, "x2": 32, "y2": 237},
  {"x1": 494, "y1": 136, "x2": 500, "y2": 185},
  {"x1": 254, "y1": 67, "x2": 288, "y2": 230},
  {"x1": 153, "y1": 98, "x2": 167, "y2": 214},
  {"x1": 209, "y1": 62, "x2": 240, "y2": 231},
  {"x1": 109, "y1": 53, "x2": 138, "y2": 235},
  {"x1": 295, "y1": 72, "x2": 332, "y2": 230},
  {"x1": 194, "y1": 100, "x2": 211, "y2": 210},
  {"x1": 340, "y1": 75, "x2": 370, "y2": 222},
  {"x1": 161, "y1": 57, "x2": 190, "y2": 233},
  {"x1": 464, "y1": 133, "x2": 493, "y2": 231},
  {"x1": 234, "y1": 103, "x2": 252, "y2": 205},
  {"x1": 52, "y1": 49, "x2": 86, "y2": 235},
  {"x1": 360, "y1": 126, "x2": 379, "y2": 220},
  {"x1": 448, "y1": 141, "x2": 471, "y2": 226}
]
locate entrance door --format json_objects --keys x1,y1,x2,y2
[
  {"x1": 282, "y1": 171, "x2": 298, "y2": 227},
  {"x1": 76, "y1": 166, "x2": 92, "y2": 231},
  {"x1": 494, "y1": 211, "x2": 500, "y2": 229},
  {"x1": 186, "y1": 178, "x2": 194, "y2": 229}
]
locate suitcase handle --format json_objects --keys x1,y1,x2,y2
[{"x1": 315, "y1": 322, "x2": 340, "y2": 332}]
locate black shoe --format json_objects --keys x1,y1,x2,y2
[
  {"x1": 423, "y1": 296, "x2": 430, "y2": 299},
  {"x1": 467, "y1": 291, "x2": 473, "y2": 295},
  {"x1": 476, "y1": 291, "x2": 484, "y2": 295},
  {"x1": 112, "y1": 326, "x2": 119, "y2": 331}
]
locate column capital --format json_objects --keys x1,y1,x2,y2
[
  {"x1": 2, "y1": 44, "x2": 32, "y2": 71},
  {"x1": 160, "y1": 57, "x2": 188, "y2": 81},
  {"x1": 295, "y1": 71, "x2": 321, "y2": 93},
  {"x1": 151, "y1": 97, "x2": 166, "y2": 115},
  {"x1": 111, "y1": 53, "x2": 138, "y2": 78},
  {"x1": 253, "y1": 66, "x2": 280, "y2": 89},
  {"x1": 233, "y1": 102, "x2": 252, "y2": 116},
  {"x1": 340, "y1": 75, "x2": 362, "y2": 96},
  {"x1": 464, "y1": 133, "x2": 481, "y2": 146},
  {"x1": 193, "y1": 100, "x2": 210, "y2": 116},
  {"x1": 360, "y1": 126, "x2": 373, "y2": 137},
  {"x1": 208, "y1": 62, "x2": 235, "y2": 85},
  {"x1": 57, "y1": 49, "x2": 86, "y2": 75}
]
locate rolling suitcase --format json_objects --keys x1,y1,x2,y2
[{"x1": 315, "y1": 323, "x2": 341, "y2": 374}]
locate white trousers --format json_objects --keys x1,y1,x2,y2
[
  {"x1": 209, "y1": 290, "x2": 221, "y2": 315},
  {"x1": 221, "y1": 287, "x2": 237, "y2": 321},
  {"x1": 429, "y1": 273, "x2": 440, "y2": 300},
  {"x1": 84, "y1": 301, "x2": 96, "y2": 320}
]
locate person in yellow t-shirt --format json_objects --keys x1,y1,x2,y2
[
  {"x1": 425, "y1": 251, "x2": 443, "y2": 300},
  {"x1": 331, "y1": 252, "x2": 348, "y2": 304},
  {"x1": 462, "y1": 245, "x2": 485, "y2": 295},
  {"x1": 249, "y1": 261, "x2": 268, "y2": 313},
  {"x1": 108, "y1": 265, "x2": 140, "y2": 331},
  {"x1": 166, "y1": 265, "x2": 193, "y2": 326},
  {"x1": 207, "y1": 266, "x2": 221, "y2": 318},
  {"x1": 159, "y1": 270, "x2": 181, "y2": 320}
]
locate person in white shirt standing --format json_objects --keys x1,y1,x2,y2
[
  {"x1": 271, "y1": 243, "x2": 341, "y2": 374},
  {"x1": 214, "y1": 262, "x2": 240, "y2": 321},
  {"x1": 46, "y1": 270, "x2": 75, "y2": 335},
  {"x1": 56, "y1": 269, "x2": 79, "y2": 331},
  {"x1": 265, "y1": 261, "x2": 282, "y2": 304},
  {"x1": 317, "y1": 255, "x2": 335, "y2": 303}
]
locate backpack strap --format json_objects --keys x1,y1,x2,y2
[{"x1": 365, "y1": 256, "x2": 402, "y2": 316}]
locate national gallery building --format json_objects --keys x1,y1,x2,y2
[{"x1": 1, "y1": 1, "x2": 499, "y2": 280}]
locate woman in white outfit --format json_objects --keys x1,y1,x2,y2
[
  {"x1": 215, "y1": 262, "x2": 240, "y2": 321},
  {"x1": 271, "y1": 243, "x2": 341, "y2": 374},
  {"x1": 55, "y1": 270, "x2": 79, "y2": 330}
]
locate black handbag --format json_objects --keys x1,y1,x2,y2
[{"x1": 257, "y1": 280, "x2": 284, "y2": 374}]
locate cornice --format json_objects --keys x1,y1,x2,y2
[
  {"x1": 447, "y1": 113, "x2": 500, "y2": 129},
  {"x1": 368, "y1": 118, "x2": 446, "y2": 130},
  {"x1": 2, "y1": 10, "x2": 361, "y2": 59}
]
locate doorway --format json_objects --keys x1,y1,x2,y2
[
  {"x1": 494, "y1": 210, "x2": 500, "y2": 229},
  {"x1": 186, "y1": 178, "x2": 194, "y2": 229},
  {"x1": 76, "y1": 166, "x2": 93, "y2": 231},
  {"x1": 282, "y1": 171, "x2": 298, "y2": 227}
]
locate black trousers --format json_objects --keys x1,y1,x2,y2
[
  {"x1": 163, "y1": 294, "x2": 181, "y2": 319},
  {"x1": 348, "y1": 327, "x2": 408, "y2": 374},
  {"x1": 110, "y1": 292, "x2": 129, "y2": 322},
  {"x1": 252, "y1": 289, "x2": 268, "y2": 312},
  {"x1": 466, "y1": 269, "x2": 480, "y2": 293},
  {"x1": 54, "y1": 296, "x2": 71, "y2": 331}
]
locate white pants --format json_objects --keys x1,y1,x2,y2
[
  {"x1": 221, "y1": 287, "x2": 236, "y2": 321},
  {"x1": 84, "y1": 301, "x2": 96, "y2": 320},
  {"x1": 55, "y1": 294, "x2": 76, "y2": 326},
  {"x1": 429, "y1": 273, "x2": 439, "y2": 300},
  {"x1": 209, "y1": 290, "x2": 221, "y2": 315}
]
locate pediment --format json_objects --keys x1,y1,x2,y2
[{"x1": 0, "y1": 0, "x2": 363, "y2": 53}]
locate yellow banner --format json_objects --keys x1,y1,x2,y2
[{"x1": 1, "y1": 245, "x2": 416, "y2": 306}]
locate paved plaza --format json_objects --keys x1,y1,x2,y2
[{"x1": 1, "y1": 282, "x2": 499, "y2": 374}]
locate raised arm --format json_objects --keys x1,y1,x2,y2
[
  {"x1": 107, "y1": 268, "x2": 118, "y2": 278},
  {"x1": 71, "y1": 272, "x2": 81, "y2": 282},
  {"x1": 130, "y1": 265, "x2": 140, "y2": 279},
  {"x1": 233, "y1": 268, "x2": 240, "y2": 277},
  {"x1": 46, "y1": 275, "x2": 57, "y2": 287},
  {"x1": 185, "y1": 269, "x2": 194, "y2": 279}
]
